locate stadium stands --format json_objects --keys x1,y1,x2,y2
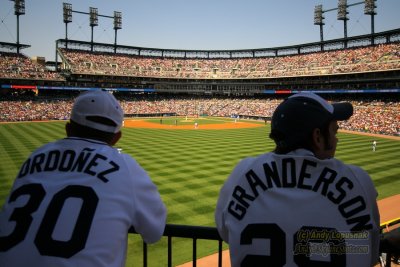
[
  {"x1": 0, "y1": 52, "x2": 63, "y2": 80},
  {"x1": 1, "y1": 96, "x2": 399, "y2": 136},
  {"x1": 59, "y1": 43, "x2": 400, "y2": 79},
  {"x1": 1, "y1": 36, "x2": 399, "y2": 136}
]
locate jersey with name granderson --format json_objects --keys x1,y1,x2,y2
[{"x1": 215, "y1": 149, "x2": 380, "y2": 267}]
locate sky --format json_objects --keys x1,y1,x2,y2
[{"x1": 1, "y1": 0, "x2": 399, "y2": 61}]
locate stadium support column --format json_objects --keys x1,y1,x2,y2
[
  {"x1": 65, "y1": 23, "x2": 68, "y2": 48},
  {"x1": 55, "y1": 40, "x2": 58, "y2": 72},
  {"x1": 90, "y1": 27, "x2": 94, "y2": 52},
  {"x1": 370, "y1": 13, "x2": 374, "y2": 44},
  {"x1": 113, "y1": 11, "x2": 122, "y2": 53},
  {"x1": 319, "y1": 25, "x2": 324, "y2": 51},
  {"x1": 89, "y1": 7, "x2": 98, "y2": 52},
  {"x1": 13, "y1": 0, "x2": 25, "y2": 55},
  {"x1": 114, "y1": 29, "x2": 117, "y2": 53}
]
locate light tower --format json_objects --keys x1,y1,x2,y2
[
  {"x1": 314, "y1": 1, "x2": 379, "y2": 47},
  {"x1": 63, "y1": 3, "x2": 72, "y2": 49},
  {"x1": 314, "y1": 5, "x2": 325, "y2": 51},
  {"x1": 364, "y1": 0, "x2": 377, "y2": 45},
  {"x1": 13, "y1": 0, "x2": 25, "y2": 54},
  {"x1": 89, "y1": 7, "x2": 98, "y2": 52},
  {"x1": 337, "y1": 0, "x2": 349, "y2": 48},
  {"x1": 113, "y1": 11, "x2": 122, "y2": 53}
]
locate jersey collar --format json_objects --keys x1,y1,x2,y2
[
  {"x1": 65, "y1": 137, "x2": 109, "y2": 145},
  {"x1": 287, "y1": 148, "x2": 316, "y2": 157}
]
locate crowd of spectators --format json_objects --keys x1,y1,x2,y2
[
  {"x1": 1, "y1": 43, "x2": 398, "y2": 81},
  {"x1": 60, "y1": 43, "x2": 400, "y2": 79},
  {"x1": 0, "y1": 52, "x2": 63, "y2": 80},
  {"x1": 1, "y1": 95, "x2": 399, "y2": 136},
  {"x1": 0, "y1": 99, "x2": 72, "y2": 121},
  {"x1": 341, "y1": 99, "x2": 400, "y2": 135},
  {"x1": 2, "y1": 43, "x2": 399, "y2": 136}
]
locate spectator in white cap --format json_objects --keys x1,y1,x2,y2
[
  {"x1": 215, "y1": 92, "x2": 380, "y2": 267},
  {"x1": 68, "y1": 89, "x2": 125, "y2": 143},
  {"x1": 0, "y1": 90, "x2": 167, "y2": 267}
]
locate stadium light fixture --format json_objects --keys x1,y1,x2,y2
[
  {"x1": 314, "y1": 5, "x2": 324, "y2": 25},
  {"x1": 364, "y1": 0, "x2": 377, "y2": 45},
  {"x1": 63, "y1": 3, "x2": 72, "y2": 49},
  {"x1": 313, "y1": 0, "x2": 377, "y2": 47},
  {"x1": 114, "y1": 11, "x2": 122, "y2": 30},
  {"x1": 113, "y1": 11, "x2": 122, "y2": 53},
  {"x1": 63, "y1": 3, "x2": 72, "y2": 23},
  {"x1": 11, "y1": 0, "x2": 25, "y2": 54},
  {"x1": 337, "y1": 0, "x2": 348, "y2": 21},
  {"x1": 89, "y1": 7, "x2": 98, "y2": 52},
  {"x1": 364, "y1": 0, "x2": 377, "y2": 15},
  {"x1": 314, "y1": 5, "x2": 325, "y2": 51},
  {"x1": 337, "y1": 0, "x2": 349, "y2": 47},
  {"x1": 90, "y1": 7, "x2": 98, "y2": 27},
  {"x1": 14, "y1": 0, "x2": 25, "y2": 15}
]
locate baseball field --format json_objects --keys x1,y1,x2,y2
[{"x1": 1, "y1": 116, "x2": 399, "y2": 266}]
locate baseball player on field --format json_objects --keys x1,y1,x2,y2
[
  {"x1": 215, "y1": 92, "x2": 380, "y2": 267},
  {"x1": 0, "y1": 90, "x2": 167, "y2": 267}
]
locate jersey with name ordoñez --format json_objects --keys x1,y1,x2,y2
[{"x1": 0, "y1": 137, "x2": 166, "y2": 267}]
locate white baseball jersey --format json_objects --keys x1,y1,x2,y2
[
  {"x1": 0, "y1": 137, "x2": 167, "y2": 267},
  {"x1": 215, "y1": 149, "x2": 380, "y2": 267}
]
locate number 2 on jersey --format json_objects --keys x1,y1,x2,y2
[{"x1": 240, "y1": 223, "x2": 346, "y2": 267}]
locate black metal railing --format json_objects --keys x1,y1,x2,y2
[
  {"x1": 130, "y1": 218, "x2": 400, "y2": 267},
  {"x1": 129, "y1": 224, "x2": 224, "y2": 267},
  {"x1": 380, "y1": 217, "x2": 400, "y2": 267}
]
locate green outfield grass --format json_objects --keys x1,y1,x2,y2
[{"x1": 1, "y1": 119, "x2": 399, "y2": 266}]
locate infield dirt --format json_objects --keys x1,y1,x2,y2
[{"x1": 123, "y1": 119, "x2": 264, "y2": 130}]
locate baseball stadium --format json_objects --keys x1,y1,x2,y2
[{"x1": 0, "y1": 1, "x2": 399, "y2": 266}]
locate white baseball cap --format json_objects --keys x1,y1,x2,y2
[{"x1": 70, "y1": 90, "x2": 124, "y2": 133}]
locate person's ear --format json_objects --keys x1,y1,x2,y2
[
  {"x1": 110, "y1": 131, "x2": 122, "y2": 146},
  {"x1": 312, "y1": 128, "x2": 324, "y2": 152}
]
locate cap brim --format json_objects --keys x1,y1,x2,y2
[{"x1": 332, "y1": 102, "x2": 353, "y2": 121}]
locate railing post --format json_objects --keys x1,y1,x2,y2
[
  {"x1": 168, "y1": 236, "x2": 172, "y2": 267},
  {"x1": 192, "y1": 238, "x2": 197, "y2": 267},
  {"x1": 218, "y1": 240, "x2": 223, "y2": 267},
  {"x1": 143, "y1": 241, "x2": 147, "y2": 267}
]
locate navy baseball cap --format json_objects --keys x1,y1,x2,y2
[{"x1": 271, "y1": 92, "x2": 353, "y2": 147}]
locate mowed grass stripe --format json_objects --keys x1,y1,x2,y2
[
  {"x1": 335, "y1": 133, "x2": 400, "y2": 199},
  {"x1": 0, "y1": 122, "x2": 66, "y2": 200},
  {"x1": 0, "y1": 125, "x2": 37, "y2": 160},
  {"x1": 0, "y1": 121, "x2": 399, "y2": 266}
]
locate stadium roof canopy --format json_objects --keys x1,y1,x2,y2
[
  {"x1": 56, "y1": 28, "x2": 400, "y2": 59},
  {"x1": 0, "y1": 42, "x2": 30, "y2": 53}
]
